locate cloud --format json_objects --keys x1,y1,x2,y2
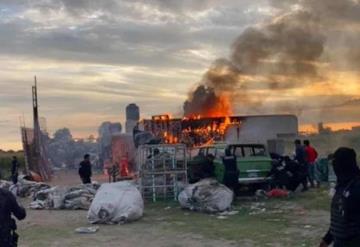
[
  {"x1": 0, "y1": 0, "x2": 360, "y2": 150},
  {"x1": 0, "y1": 0, "x2": 267, "y2": 68}
]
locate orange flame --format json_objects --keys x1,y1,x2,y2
[
  {"x1": 120, "y1": 156, "x2": 129, "y2": 177},
  {"x1": 206, "y1": 93, "x2": 233, "y2": 118},
  {"x1": 185, "y1": 93, "x2": 233, "y2": 119},
  {"x1": 184, "y1": 94, "x2": 233, "y2": 120},
  {"x1": 151, "y1": 94, "x2": 239, "y2": 146}
]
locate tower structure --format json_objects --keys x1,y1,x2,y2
[
  {"x1": 125, "y1": 103, "x2": 140, "y2": 134},
  {"x1": 21, "y1": 77, "x2": 52, "y2": 181}
]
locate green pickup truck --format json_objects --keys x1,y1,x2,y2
[{"x1": 189, "y1": 143, "x2": 273, "y2": 188}]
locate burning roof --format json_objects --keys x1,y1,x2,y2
[{"x1": 140, "y1": 115, "x2": 241, "y2": 147}]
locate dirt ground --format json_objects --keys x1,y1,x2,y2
[{"x1": 17, "y1": 171, "x2": 331, "y2": 247}]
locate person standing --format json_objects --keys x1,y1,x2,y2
[
  {"x1": 78, "y1": 154, "x2": 92, "y2": 184},
  {"x1": 11, "y1": 156, "x2": 19, "y2": 185},
  {"x1": 304, "y1": 140, "x2": 319, "y2": 188},
  {"x1": 294, "y1": 139, "x2": 308, "y2": 192},
  {"x1": 202, "y1": 154, "x2": 215, "y2": 179},
  {"x1": 320, "y1": 147, "x2": 360, "y2": 247},
  {"x1": 0, "y1": 188, "x2": 26, "y2": 247},
  {"x1": 222, "y1": 148, "x2": 239, "y2": 192}
]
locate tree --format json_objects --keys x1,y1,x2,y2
[{"x1": 53, "y1": 128, "x2": 72, "y2": 142}]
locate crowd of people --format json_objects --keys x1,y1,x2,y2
[
  {"x1": 270, "y1": 140, "x2": 321, "y2": 192},
  {"x1": 268, "y1": 139, "x2": 321, "y2": 193},
  {"x1": 293, "y1": 139, "x2": 319, "y2": 191}
]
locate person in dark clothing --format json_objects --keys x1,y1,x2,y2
[
  {"x1": 294, "y1": 140, "x2": 308, "y2": 192},
  {"x1": 222, "y1": 148, "x2": 239, "y2": 192},
  {"x1": 282, "y1": 156, "x2": 305, "y2": 191},
  {"x1": 78, "y1": 154, "x2": 92, "y2": 184},
  {"x1": 202, "y1": 154, "x2": 215, "y2": 178},
  {"x1": 269, "y1": 155, "x2": 292, "y2": 190},
  {"x1": 294, "y1": 140, "x2": 307, "y2": 164},
  {"x1": 0, "y1": 188, "x2": 26, "y2": 247},
  {"x1": 11, "y1": 156, "x2": 19, "y2": 185},
  {"x1": 320, "y1": 147, "x2": 360, "y2": 247}
]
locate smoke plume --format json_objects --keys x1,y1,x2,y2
[{"x1": 184, "y1": 0, "x2": 360, "y2": 118}]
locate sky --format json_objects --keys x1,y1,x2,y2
[{"x1": 0, "y1": 0, "x2": 360, "y2": 150}]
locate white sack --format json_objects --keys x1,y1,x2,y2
[
  {"x1": 0, "y1": 180, "x2": 12, "y2": 190},
  {"x1": 178, "y1": 178, "x2": 233, "y2": 213},
  {"x1": 31, "y1": 184, "x2": 98, "y2": 210},
  {"x1": 87, "y1": 181, "x2": 143, "y2": 224}
]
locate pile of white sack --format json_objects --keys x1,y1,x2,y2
[
  {"x1": 87, "y1": 181, "x2": 144, "y2": 224},
  {"x1": 30, "y1": 183, "x2": 100, "y2": 210},
  {"x1": 0, "y1": 180, "x2": 12, "y2": 190},
  {"x1": 9, "y1": 177, "x2": 51, "y2": 198},
  {"x1": 178, "y1": 178, "x2": 234, "y2": 213}
]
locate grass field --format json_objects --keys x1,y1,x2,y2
[{"x1": 17, "y1": 186, "x2": 331, "y2": 247}]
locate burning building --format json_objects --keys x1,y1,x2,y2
[{"x1": 138, "y1": 114, "x2": 298, "y2": 149}]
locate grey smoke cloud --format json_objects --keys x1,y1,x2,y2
[{"x1": 184, "y1": 0, "x2": 359, "y2": 117}]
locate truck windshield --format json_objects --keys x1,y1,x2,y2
[
  {"x1": 233, "y1": 146, "x2": 266, "y2": 157},
  {"x1": 253, "y1": 146, "x2": 266, "y2": 156}
]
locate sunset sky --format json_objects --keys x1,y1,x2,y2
[{"x1": 1, "y1": 0, "x2": 360, "y2": 150}]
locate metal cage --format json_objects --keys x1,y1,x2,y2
[{"x1": 137, "y1": 144, "x2": 188, "y2": 202}]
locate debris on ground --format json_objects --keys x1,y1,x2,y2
[
  {"x1": 218, "y1": 210, "x2": 239, "y2": 216},
  {"x1": 87, "y1": 181, "x2": 144, "y2": 224},
  {"x1": 75, "y1": 226, "x2": 99, "y2": 234},
  {"x1": 9, "y1": 177, "x2": 51, "y2": 197},
  {"x1": 30, "y1": 183, "x2": 99, "y2": 210},
  {"x1": 178, "y1": 178, "x2": 234, "y2": 213},
  {"x1": 249, "y1": 208, "x2": 266, "y2": 215},
  {"x1": 256, "y1": 189, "x2": 290, "y2": 199},
  {"x1": 248, "y1": 202, "x2": 267, "y2": 215}
]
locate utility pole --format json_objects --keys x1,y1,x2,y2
[
  {"x1": 19, "y1": 115, "x2": 30, "y2": 174},
  {"x1": 32, "y1": 76, "x2": 41, "y2": 176}
]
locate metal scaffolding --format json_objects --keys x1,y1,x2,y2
[
  {"x1": 20, "y1": 77, "x2": 52, "y2": 181},
  {"x1": 137, "y1": 144, "x2": 188, "y2": 202}
]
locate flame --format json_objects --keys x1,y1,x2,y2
[
  {"x1": 170, "y1": 118, "x2": 239, "y2": 146},
  {"x1": 120, "y1": 155, "x2": 129, "y2": 177},
  {"x1": 179, "y1": 116, "x2": 240, "y2": 147},
  {"x1": 149, "y1": 96, "x2": 239, "y2": 146},
  {"x1": 206, "y1": 94, "x2": 233, "y2": 118},
  {"x1": 185, "y1": 93, "x2": 233, "y2": 119},
  {"x1": 163, "y1": 130, "x2": 178, "y2": 144}
]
